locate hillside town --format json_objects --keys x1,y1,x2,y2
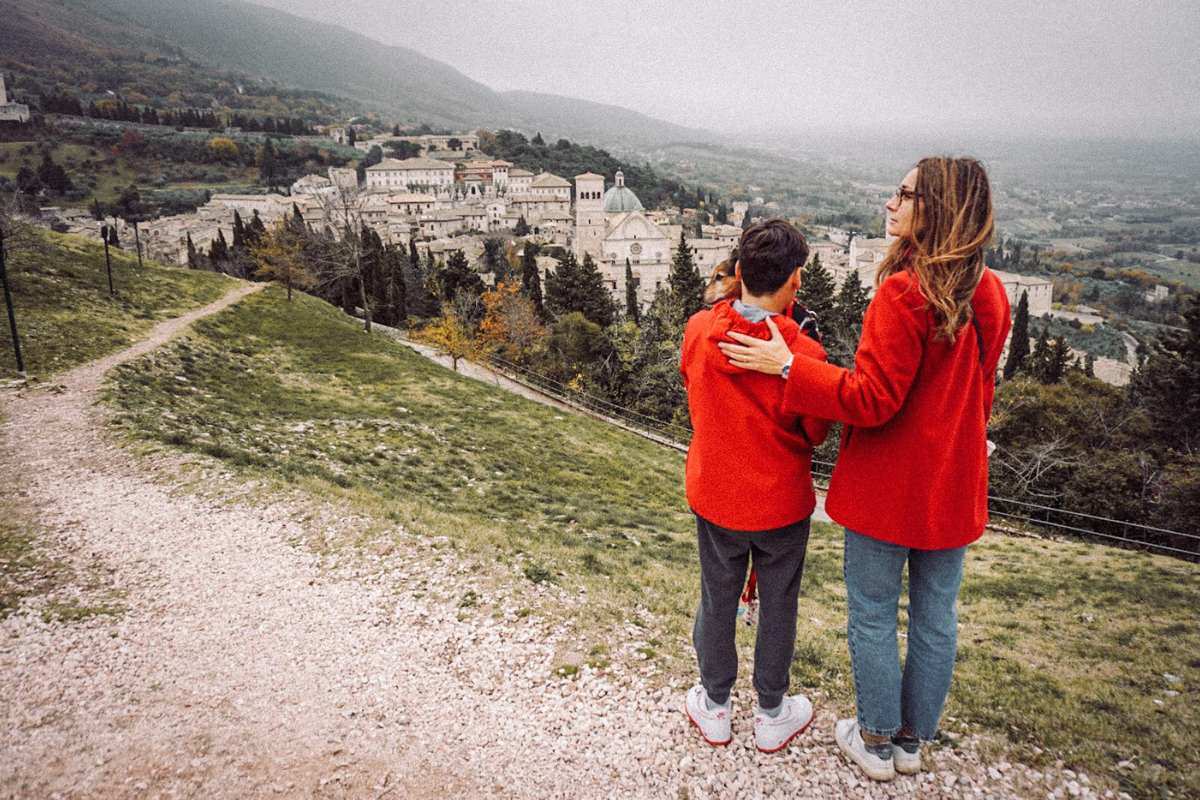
[{"x1": 43, "y1": 125, "x2": 1055, "y2": 329}]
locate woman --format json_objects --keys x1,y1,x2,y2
[{"x1": 718, "y1": 157, "x2": 1012, "y2": 782}]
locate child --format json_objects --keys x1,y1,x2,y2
[{"x1": 680, "y1": 219, "x2": 830, "y2": 753}]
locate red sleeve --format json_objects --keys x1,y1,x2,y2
[
  {"x1": 680, "y1": 315, "x2": 700, "y2": 389},
  {"x1": 788, "y1": 333, "x2": 833, "y2": 446},
  {"x1": 782, "y1": 274, "x2": 928, "y2": 427},
  {"x1": 976, "y1": 271, "x2": 1013, "y2": 421}
]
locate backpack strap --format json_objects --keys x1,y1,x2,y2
[
  {"x1": 789, "y1": 304, "x2": 823, "y2": 344},
  {"x1": 971, "y1": 313, "x2": 985, "y2": 366}
]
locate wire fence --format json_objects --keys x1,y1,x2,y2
[{"x1": 403, "y1": 335, "x2": 1198, "y2": 562}]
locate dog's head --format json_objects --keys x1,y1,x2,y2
[{"x1": 703, "y1": 255, "x2": 739, "y2": 306}]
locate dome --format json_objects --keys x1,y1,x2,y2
[{"x1": 602, "y1": 170, "x2": 643, "y2": 213}]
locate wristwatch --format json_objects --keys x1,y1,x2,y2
[{"x1": 780, "y1": 355, "x2": 794, "y2": 380}]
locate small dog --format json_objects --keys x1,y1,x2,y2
[
  {"x1": 703, "y1": 254, "x2": 740, "y2": 306},
  {"x1": 703, "y1": 250, "x2": 822, "y2": 343}
]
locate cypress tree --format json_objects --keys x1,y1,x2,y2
[
  {"x1": 185, "y1": 232, "x2": 198, "y2": 268},
  {"x1": 667, "y1": 230, "x2": 704, "y2": 326},
  {"x1": 1029, "y1": 327, "x2": 1051, "y2": 382},
  {"x1": 625, "y1": 259, "x2": 640, "y2": 324},
  {"x1": 1047, "y1": 335, "x2": 1072, "y2": 384},
  {"x1": 246, "y1": 210, "x2": 266, "y2": 247},
  {"x1": 1004, "y1": 290, "x2": 1030, "y2": 380},
  {"x1": 232, "y1": 210, "x2": 247, "y2": 252},
  {"x1": 209, "y1": 229, "x2": 229, "y2": 267},
  {"x1": 260, "y1": 138, "x2": 276, "y2": 188},
  {"x1": 520, "y1": 244, "x2": 544, "y2": 319}
]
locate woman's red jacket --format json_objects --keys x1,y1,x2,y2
[{"x1": 781, "y1": 268, "x2": 1012, "y2": 549}]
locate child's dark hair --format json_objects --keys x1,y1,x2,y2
[{"x1": 738, "y1": 219, "x2": 809, "y2": 296}]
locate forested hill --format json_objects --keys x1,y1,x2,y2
[{"x1": 0, "y1": 0, "x2": 709, "y2": 149}]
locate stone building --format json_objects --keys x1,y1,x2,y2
[
  {"x1": 574, "y1": 171, "x2": 672, "y2": 306},
  {"x1": 507, "y1": 168, "x2": 535, "y2": 194},
  {"x1": 327, "y1": 167, "x2": 358, "y2": 190},
  {"x1": 993, "y1": 270, "x2": 1053, "y2": 316},
  {"x1": 364, "y1": 157, "x2": 455, "y2": 192},
  {"x1": 0, "y1": 76, "x2": 30, "y2": 124}
]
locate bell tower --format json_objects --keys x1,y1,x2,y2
[{"x1": 573, "y1": 172, "x2": 606, "y2": 261}]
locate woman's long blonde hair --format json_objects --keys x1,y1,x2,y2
[{"x1": 876, "y1": 156, "x2": 994, "y2": 341}]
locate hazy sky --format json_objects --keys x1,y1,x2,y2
[{"x1": 249, "y1": 0, "x2": 1199, "y2": 139}]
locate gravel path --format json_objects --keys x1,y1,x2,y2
[{"x1": 0, "y1": 284, "x2": 1114, "y2": 799}]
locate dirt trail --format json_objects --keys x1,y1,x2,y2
[{"x1": 0, "y1": 284, "x2": 1097, "y2": 799}]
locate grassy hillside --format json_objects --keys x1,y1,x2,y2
[
  {"x1": 0, "y1": 227, "x2": 234, "y2": 379},
  {"x1": 102, "y1": 284, "x2": 1198, "y2": 799}
]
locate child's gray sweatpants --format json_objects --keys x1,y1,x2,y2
[{"x1": 692, "y1": 513, "x2": 811, "y2": 710}]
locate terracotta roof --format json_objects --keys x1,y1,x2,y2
[
  {"x1": 366, "y1": 157, "x2": 455, "y2": 171},
  {"x1": 530, "y1": 172, "x2": 571, "y2": 188}
]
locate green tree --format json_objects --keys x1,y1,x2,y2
[
  {"x1": 667, "y1": 231, "x2": 704, "y2": 327},
  {"x1": 797, "y1": 253, "x2": 837, "y2": 324},
  {"x1": 1028, "y1": 327, "x2": 1051, "y2": 382},
  {"x1": 1004, "y1": 290, "x2": 1030, "y2": 380},
  {"x1": 544, "y1": 251, "x2": 614, "y2": 327},
  {"x1": 208, "y1": 229, "x2": 230, "y2": 269},
  {"x1": 1130, "y1": 294, "x2": 1200, "y2": 454},
  {"x1": 185, "y1": 232, "x2": 198, "y2": 268},
  {"x1": 544, "y1": 250, "x2": 580, "y2": 320},
  {"x1": 539, "y1": 312, "x2": 615, "y2": 391},
  {"x1": 259, "y1": 138, "x2": 277, "y2": 188},
  {"x1": 438, "y1": 249, "x2": 484, "y2": 312},
  {"x1": 36, "y1": 151, "x2": 72, "y2": 195},
  {"x1": 231, "y1": 210, "x2": 247, "y2": 252},
  {"x1": 481, "y1": 237, "x2": 507, "y2": 282},
  {"x1": 624, "y1": 259, "x2": 640, "y2": 324},
  {"x1": 578, "y1": 252, "x2": 615, "y2": 327},
  {"x1": 833, "y1": 272, "x2": 871, "y2": 362},
  {"x1": 520, "y1": 243, "x2": 544, "y2": 319},
  {"x1": 403, "y1": 237, "x2": 439, "y2": 319},
  {"x1": 1047, "y1": 335, "x2": 1072, "y2": 384}
]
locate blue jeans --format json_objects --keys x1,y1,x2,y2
[{"x1": 843, "y1": 529, "x2": 966, "y2": 740}]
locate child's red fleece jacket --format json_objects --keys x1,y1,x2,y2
[{"x1": 681, "y1": 300, "x2": 830, "y2": 531}]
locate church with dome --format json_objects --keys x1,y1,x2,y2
[{"x1": 574, "y1": 171, "x2": 673, "y2": 307}]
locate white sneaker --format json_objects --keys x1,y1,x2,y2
[
  {"x1": 892, "y1": 736, "x2": 921, "y2": 774},
  {"x1": 753, "y1": 694, "x2": 814, "y2": 753},
  {"x1": 685, "y1": 686, "x2": 732, "y2": 746},
  {"x1": 835, "y1": 718, "x2": 896, "y2": 782}
]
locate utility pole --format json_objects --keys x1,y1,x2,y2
[
  {"x1": 101, "y1": 223, "x2": 114, "y2": 296},
  {"x1": 0, "y1": 228, "x2": 25, "y2": 376}
]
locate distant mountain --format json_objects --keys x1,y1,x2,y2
[
  {"x1": 0, "y1": 0, "x2": 713, "y2": 149},
  {"x1": 500, "y1": 91, "x2": 709, "y2": 150}
]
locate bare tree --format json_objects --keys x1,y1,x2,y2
[{"x1": 311, "y1": 187, "x2": 376, "y2": 333}]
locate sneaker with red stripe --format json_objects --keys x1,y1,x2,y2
[
  {"x1": 685, "y1": 686, "x2": 732, "y2": 746},
  {"x1": 753, "y1": 694, "x2": 814, "y2": 753}
]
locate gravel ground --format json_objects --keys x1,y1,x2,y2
[{"x1": 0, "y1": 284, "x2": 1122, "y2": 799}]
